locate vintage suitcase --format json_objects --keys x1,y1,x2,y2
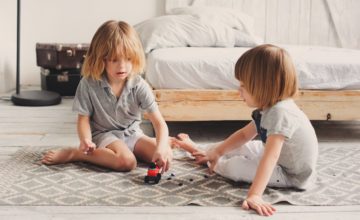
[
  {"x1": 36, "y1": 43, "x2": 89, "y2": 70},
  {"x1": 40, "y1": 68, "x2": 81, "y2": 96}
]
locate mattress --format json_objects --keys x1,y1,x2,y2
[{"x1": 145, "y1": 46, "x2": 360, "y2": 90}]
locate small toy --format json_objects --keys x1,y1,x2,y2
[{"x1": 144, "y1": 162, "x2": 161, "y2": 184}]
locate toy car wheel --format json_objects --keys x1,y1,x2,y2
[
  {"x1": 144, "y1": 176, "x2": 149, "y2": 183},
  {"x1": 155, "y1": 173, "x2": 161, "y2": 184}
]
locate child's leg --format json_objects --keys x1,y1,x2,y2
[
  {"x1": 174, "y1": 133, "x2": 219, "y2": 153},
  {"x1": 223, "y1": 140, "x2": 264, "y2": 158},
  {"x1": 172, "y1": 133, "x2": 199, "y2": 154},
  {"x1": 133, "y1": 135, "x2": 173, "y2": 163},
  {"x1": 41, "y1": 140, "x2": 137, "y2": 172},
  {"x1": 213, "y1": 141, "x2": 291, "y2": 187}
]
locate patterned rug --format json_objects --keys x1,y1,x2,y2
[{"x1": 0, "y1": 143, "x2": 359, "y2": 206}]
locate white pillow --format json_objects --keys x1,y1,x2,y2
[
  {"x1": 135, "y1": 15, "x2": 237, "y2": 53},
  {"x1": 169, "y1": 6, "x2": 262, "y2": 46},
  {"x1": 169, "y1": 6, "x2": 255, "y2": 34}
]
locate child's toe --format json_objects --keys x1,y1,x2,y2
[{"x1": 177, "y1": 133, "x2": 189, "y2": 140}]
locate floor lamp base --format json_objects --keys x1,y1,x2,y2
[{"x1": 11, "y1": 90, "x2": 62, "y2": 106}]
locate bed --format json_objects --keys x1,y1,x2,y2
[{"x1": 135, "y1": 3, "x2": 360, "y2": 121}]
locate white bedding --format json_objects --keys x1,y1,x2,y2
[
  {"x1": 135, "y1": 7, "x2": 261, "y2": 53},
  {"x1": 145, "y1": 46, "x2": 360, "y2": 90}
]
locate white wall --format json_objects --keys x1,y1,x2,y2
[
  {"x1": 0, "y1": 0, "x2": 17, "y2": 93},
  {"x1": 0, "y1": 0, "x2": 165, "y2": 91},
  {"x1": 2, "y1": 0, "x2": 359, "y2": 91}
]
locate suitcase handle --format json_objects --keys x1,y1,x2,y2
[{"x1": 66, "y1": 49, "x2": 74, "y2": 57}]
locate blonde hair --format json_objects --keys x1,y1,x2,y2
[
  {"x1": 82, "y1": 20, "x2": 145, "y2": 80},
  {"x1": 235, "y1": 44, "x2": 298, "y2": 108}
]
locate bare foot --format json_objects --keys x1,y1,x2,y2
[
  {"x1": 41, "y1": 148, "x2": 76, "y2": 165},
  {"x1": 174, "y1": 133, "x2": 198, "y2": 154},
  {"x1": 169, "y1": 137, "x2": 180, "y2": 149}
]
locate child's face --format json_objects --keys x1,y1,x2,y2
[
  {"x1": 238, "y1": 81, "x2": 258, "y2": 108},
  {"x1": 105, "y1": 56, "x2": 133, "y2": 83}
]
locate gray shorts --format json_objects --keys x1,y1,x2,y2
[{"x1": 92, "y1": 130, "x2": 144, "y2": 152}]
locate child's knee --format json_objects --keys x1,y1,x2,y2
[{"x1": 113, "y1": 156, "x2": 137, "y2": 172}]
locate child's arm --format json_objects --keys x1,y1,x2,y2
[
  {"x1": 146, "y1": 109, "x2": 172, "y2": 172},
  {"x1": 196, "y1": 121, "x2": 257, "y2": 170},
  {"x1": 216, "y1": 121, "x2": 257, "y2": 155},
  {"x1": 242, "y1": 134, "x2": 284, "y2": 216},
  {"x1": 77, "y1": 114, "x2": 96, "y2": 153}
]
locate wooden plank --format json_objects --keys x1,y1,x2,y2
[
  {"x1": 155, "y1": 89, "x2": 360, "y2": 102},
  {"x1": 0, "y1": 205, "x2": 359, "y2": 220},
  {"x1": 154, "y1": 89, "x2": 241, "y2": 101},
  {"x1": 296, "y1": 100, "x2": 360, "y2": 120},
  {"x1": 0, "y1": 135, "x2": 44, "y2": 147},
  {"x1": 297, "y1": 90, "x2": 360, "y2": 101},
  {"x1": 154, "y1": 89, "x2": 360, "y2": 121},
  {"x1": 157, "y1": 99, "x2": 360, "y2": 121},
  {"x1": 158, "y1": 100, "x2": 254, "y2": 121},
  {"x1": 0, "y1": 123, "x2": 76, "y2": 134}
]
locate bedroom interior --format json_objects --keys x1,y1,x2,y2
[
  {"x1": 142, "y1": 0, "x2": 360, "y2": 121},
  {"x1": 0, "y1": 0, "x2": 359, "y2": 219}
]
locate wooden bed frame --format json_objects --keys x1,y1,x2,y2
[
  {"x1": 152, "y1": 89, "x2": 360, "y2": 121},
  {"x1": 150, "y1": 1, "x2": 360, "y2": 122}
]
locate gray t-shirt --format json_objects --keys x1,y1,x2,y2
[
  {"x1": 260, "y1": 99, "x2": 318, "y2": 189},
  {"x1": 72, "y1": 74, "x2": 158, "y2": 139}
]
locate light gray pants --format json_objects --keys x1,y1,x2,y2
[{"x1": 199, "y1": 140, "x2": 291, "y2": 188}]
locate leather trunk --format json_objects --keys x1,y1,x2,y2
[
  {"x1": 36, "y1": 43, "x2": 89, "y2": 70},
  {"x1": 40, "y1": 68, "x2": 81, "y2": 96}
]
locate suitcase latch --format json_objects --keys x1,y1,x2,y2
[
  {"x1": 57, "y1": 73, "x2": 69, "y2": 82},
  {"x1": 46, "y1": 53, "x2": 52, "y2": 61}
]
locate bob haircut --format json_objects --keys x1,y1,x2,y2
[
  {"x1": 82, "y1": 20, "x2": 145, "y2": 80},
  {"x1": 235, "y1": 44, "x2": 298, "y2": 109}
]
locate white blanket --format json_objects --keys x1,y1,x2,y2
[{"x1": 146, "y1": 46, "x2": 360, "y2": 90}]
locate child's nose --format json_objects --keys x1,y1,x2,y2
[{"x1": 117, "y1": 59, "x2": 126, "y2": 67}]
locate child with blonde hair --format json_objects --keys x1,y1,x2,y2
[
  {"x1": 42, "y1": 20, "x2": 172, "y2": 172},
  {"x1": 173, "y1": 44, "x2": 318, "y2": 216}
]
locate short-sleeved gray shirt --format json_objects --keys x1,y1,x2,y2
[
  {"x1": 260, "y1": 99, "x2": 318, "y2": 189},
  {"x1": 72, "y1": 74, "x2": 158, "y2": 142}
]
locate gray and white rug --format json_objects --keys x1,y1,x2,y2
[{"x1": 0, "y1": 143, "x2": 359, "y2": 206}]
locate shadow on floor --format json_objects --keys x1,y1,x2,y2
[{"x1": 142, "y1": 120, "x2": 360, "y2": 143}]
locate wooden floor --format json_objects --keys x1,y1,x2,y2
[{"x1": 0, "y1": 95, "x2": 360, "y2": 219}]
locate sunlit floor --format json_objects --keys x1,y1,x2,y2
[{"x1": 0, "y1": 96, "x2": 359, "y2": 220}]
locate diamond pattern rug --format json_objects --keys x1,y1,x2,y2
[{"x1": 0, "y1": 143, "x2": 359, "y2": 206}]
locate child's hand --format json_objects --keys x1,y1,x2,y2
[
  {"x1": 242, "y1": 194, "x2": 276, "y2": 216},
  {"x1": 194, "y1": 148, "x2": 221, "y2": 173},
  {"x1": 79, "y1": 139, "x2": 96, "y2": 154},
  {"x1": 152, "y1": 148, "x2": 173, "y2": 173},
  {"x1": 191, "y1": 150, "x2": 208, "y2": 165}
]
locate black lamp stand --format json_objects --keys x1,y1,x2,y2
[{"x1": 11, "y1": 0, "x2": 61, "y2": 106}]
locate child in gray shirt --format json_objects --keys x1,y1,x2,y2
[
  {"x1": 172, "y1": 44, "x2": 318, "y2": 216},
  {"x1": 42, "y1": 20, "x2": 172, "y2": 172}
]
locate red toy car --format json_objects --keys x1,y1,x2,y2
[{"x1": 144, "y1": 162, "x2": 161, "y2": 184}]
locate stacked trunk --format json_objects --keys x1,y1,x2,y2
[{"x1": 36, "y1": 43, "x2": 89, "y2": 96}]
